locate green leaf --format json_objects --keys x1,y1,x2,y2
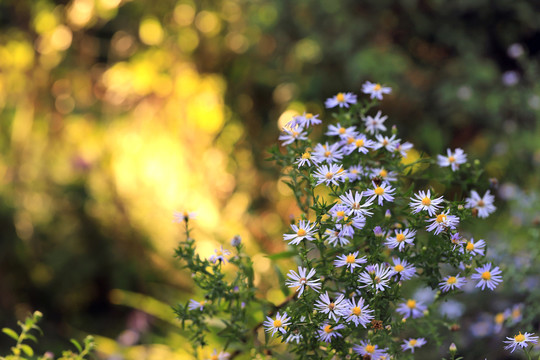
[
  {"x1": 2, "y1": 328, "x2": 19, "y2": 341},
  {"x1": 265, "y1": 251, "x2": 296, "y2": 260},
  {"x1": 70, "y1": 339, "x2": 83, "y2": 352},
  {"x1": 20, "y1": 344, "x2": 34, "y2": 357}
]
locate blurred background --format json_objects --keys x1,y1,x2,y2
[{"x1": 0, "y1": 0, "x2": 539, "y2": 358}]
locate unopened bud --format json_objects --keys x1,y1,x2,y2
[
  {"x1": 231, "y1": 235, "x2": 242, "y2": 247},
  {"x1": 423, "y1": 309, "x2": 429, "y2": 316},
  {"x1": 449, "y1": 343, "x2": 457, "y2": 353},
  {"x1": 457, "y1": 204, "x2": 464, "y2": 210},
  {"x1": 392, "y1": 125, "x2": 398, "y2": 134},
  {"x1": 385, "y1": 210, "x2": 391, "y2": 218},
  {"x1": 474, "y1": 159, "x2": 480, "y2": 166},
  {"x1": 401, "y1": 318, "x2": 407, "y2": 323}
]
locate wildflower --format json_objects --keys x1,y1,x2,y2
[
  {"x1": 450, "y1": 232, "x2": 465, "y2": 250},
  {"x1": 334, "y1": 251, "x2": 367, "y2": 272},
  {"x1": 285, "y1": 266, "x2": 321, "y2": 296},
  {"x1": 426, "y1": 211, "x2": 460, "y2": 235},
  {"x1": 339, "y1": 190, "x2": 374, "y2": 217},
  {"x1": 395, "y1": 141, "x2": 414, "y2": 157},
  {"x1": 295, "y1": 151, "x2": 313, "y2": 168},
  {"x1": 347, "y1": 164, "x2": 363, "y2": 182},
  {"x1": 390, "y1": 257, "x2": 416, "y2": 280},
  {"x1": 278, "y1": 127, "x2": 308, "y2": 146},
  {"x1": 465, "y1": 190, "x2": 496, "y2": 218},
  {"x1": 329, "y1": 203, "x2": 349, "y2": 220},
  {"x1": 503, "y1": 332, "x2": 539, "y2": 353},
  {"x1": 317, "y1": 323, "x2": 345, "y2": 343},
  {"x1": 461, "y1": 238, "x2": 486, "y2": 257},
  {"x1": 324, "y1": 228, "x2": 351, "y2": 247},
  {"x1": 340, "y1": 297, "x2": 375, "y2": 327},
  {"x1": 363, "y1": 110, "x2": 387, "y2": 134},
  {"x1": 439, "y1": 300, "x2": 465, "y2": 319},
  {"x1": 373, "y1": 226, "x2": 386, "y2": 237},
  {"x1": 173, "y1": 210, "x2": 196, "y2": 222},
  {"x1": 373, "y1": 134, "x2": 399, "y2": 152},
  {"x1": 494, "y1": 311, "x2": 506, "y2": 333},
  {"x1": 326, "y1": 123, "x2": 357, "y2": 139},
  {"x1": 437, "y1": 148, "x2": 467, "y2": 171},
  {"x1": 353, "y1": 340, "x2": 388, "y2": 360},
  {"x1": 409, "y1": 190, "x2": 444, "y2": 216},
  {"x1": 207, "y1": 349, "x2": 230, "y2": 360},
  {"x1": 371, "y1": 167, "x2": 398, "y2": 182},
  {"x1": 263, "y1": 311, "x2": 291, "y2": 336},
  {"x1": 362, "y1": 81, "x2": 392, "y2": 100},
  {"x1": 364, "y1": 181, "x2": 396, "y2": 206},
  {"x1": 311, "y1": 142, "x2": 344, "y2": 164},
  {"x1": 401, "y1": 338, "x2": 427, "y2": 353},
  {"x1": 313, "y1": 163, "x2": 346, "y2": 186},
  {"x1": 396, "y1": 299, "x2": 427, "y2": 319},
  {"x1": 209, "y1": 246, "x2": 231, "y2": 264},
  {"x1": 336, "y1": 214, "x2": 366, "y2": 237},
  {"x1": 439, "y1": 274, "x2": 466, "y2": 292},
  {"x1": 314, "y1": 292, "x2": 347, "y2": 321},
  {"x1": 358, "y1": 264, "x2": 392, "y2": 292},
  {"x1": 283, "y1": 220, "x2": 317, "y2": 245},
  {"x1": 287, "y1": 112, "x2": 322, "y2": 128},
  {"x1": 343, "y1": 134, "x2": 375, "y2": 155},
  {"x1": 325, "y1": 92, "x2": 357, "y2": 108},
  {"x1": 385, "y1": 229, "x2": 416, "y2": 251},
  {"x1": 188, "y1": 299, "x2": 206, "y2": 311},
  {"x1": 471, "y1": 263, "x2": 503, "y2": 291},
  {"x1": 230, "y1": 235, "x2": 241, "y2": 247},
  {"x1": 509, "y1": 304, "x2": 524, "y2": 324},
  {"x1": 285, "y1": 331, "x2": 303, "y2": 344}
]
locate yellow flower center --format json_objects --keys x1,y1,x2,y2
[
  {"x1": 515, "y1": 332, "x2": 525, "y2": 342},
  {"x1": 374, "y1": 186, "x2": 384, "y2": 195},
  {"x1": 351, "y1": 169, "x2": 358, "y2": 174},
  {"x1": 495, "y1": 313, "x2": 504, "y2": 324},
  {"x1": 409, "y1": 339, "x2": 417, "y2": 346},
  {"x1": 297, "y1": 228, "x2": 307, "y2": 236},
  {"x1": 299, "y1": 277, "x2": 307, "y2": 284},
  {"x1": 512, "y1": 308, "x2": 521, "y2": 318},
  {"x1": 352, "y1": 306, "x2": 362, "y2": 316},
  {"x1": 481, "y1": 271, "x2": 491, "y2": 280},
  {"x1": 216, "y1": 250, "x2": 223, "y2": 256},
  {"x1": 379, "y1": 169, "x2": 388, "y2": 177},
  {"x1": 273, "y1": 319, "x2": 282, "y2": 327},
  {"x1": 302, "y1": 152, "x2": 311, "y2": 159},
  {"x1": 365, "y1": 344, "x2": 375, "y2": 353},
  {"x1": 324, "y1": 324, "x2": 333, "y2": 333},
  {"x1": 436, "y1": 214, "x2": 447, "y2": 223},
  {"x1": 347, "y1": 137, "x2": 355, "y2": 144},
  {"x1": 448, "y1": 156, "x2": 456, "y2": 163},
  {"x1": 305, "y1": 113, "x2": 313, "y2": 119},
  {"x1": 396, "y1": 233, "x2": 405, "y2": 242},
  {"x1": 183, "y1": 211, "x2": 189, "y2": 217},
  {"x1": 199, "y1": 300, "x2": 206, "y2": 306},
  {"x1": 382, "y1": 139, "x2": 389, "y2": 146},
  {"x1": 407, "y1": 299, "x2": 416, "y2": 309},
  {"x1": 477, "y1": 199, "x2": 485, "y2": 207},
  {"x1": 324, "y1": 151, "x2": 331, "y2": 157},
  {"x1": 346, "y1": 254, "x2": 356, "y2": 264},
  {"x1": 336, "y1": 93, "x2": 345, "y2": 102},
  {"x1": 355, "y1": 138, "x2": 364, "y2": 147},
  {"x1": 466, "y1": 242, "x2": 475, "y2": 251},
  {"x1": 336, "y1": 210, "x2": 345, "y2": 217},
  {"x1": 421, "y1": 197, "x2": 431, "y2": 206},
  {"x1": 292, "y1": 131, "x2": 299, "y2": 137},
  {"x1": 328, "y1": 302, "x2": 335, "y2": 310},
  {"x1": 339, "y1": 127, "x2": 346, "y2": 134},
  {"x1": 447, "y1": 276, "x2": 457, "y2": 285},
  {"x1": 394, "y1": 264, "x2": 404, "y2": 272},
  {"x1": 210, "y1": 355, "x2": 218, "y2": 360},
  {"x1": 374, "y1": 84, "x2": 382, "y2": 91},
  {"x1": 325, "y1": 172, "x2": 334, "y2": 179}
]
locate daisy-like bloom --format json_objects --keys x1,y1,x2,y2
[
  {"x1": 461, "y1": 237, "x2": 486, "y2": 257},
  {"x1": 437, "y1": 148, "x2": 467, "y2": 171},
  {"x1": 465, "y1": 190, "x2": 496, "y2": 218},
  {"x1": 295, "y1": 150, "x2": 312, "y2": 168},
  {"x1": 287, "y1": 112, "x2": 322, "y2": 128},
  {"x1": 278, "y1": 127, "x2": 308, "y2": 146},
  {"x1": 317, "y1": 323, "x2": 346, "y2": 343},
  {"x1": 371, "y1": 167, "x2": 398, "y2": 182},
  {"x1": 471, "y1": 263, "x2": 503, "y2": 291},
  {"x1": 325, "y1": 228, "x2": 351, "y2": 247},
  {"x1": 347, "y1": 164, "x2": 363, "y2": 182},
  {"x1": 340, "y1": 297, "x2": 375, "y2": 327},
  {"x1": 353, "y1": 340, "x2": 388, "y2": 360},
  {"x1": 209, "y1": 245, "x2": 231, "y2": 264},
  {"x1": 363, "y1": 110, "x2": 387, "y2": 134},
  {"x1": 336, "y1": 214, "x2": 366, "y2": 237},
  {"x1": 334, "y1": 251, "x2": 367, "y2": 273},
  {"x1": 188, "y1": 299, "x2": 206, "y2": 311},
  {"x1": 401, "y1": 338, "x2": 427, "y2": 353},
  {"x1": 285, "y1": 266, "x2": 321, "y2": 296},
  {"x1": 409, "y1": 190, "x2": 444, "y2": 216},
  {"x1": 385, "y1": 228, "x2": 416, "y2": 251},
  {"x1": 494, "y1": 311, "x2": 506, "y2": 333},
  {"x1": 509, "y1": 303, "x2": 524, "y2": 324},
  {"x1": 373, "y1": 134, "x2": 399, "y2": 152},
  {"x1": 343, "y1": 134, "x2": 375, "y2": 155},
  {"x1": 326, "y1": 123, "x2": 357, "y2": 139},
  {"x1": 396, "y1": 299, "x2": 427, "y2": 319},
  {"x1": 311, "y1": 142, "x2": 344, "y2": 164},
  {"x1": 362, "y1": 81, "x2": 392, "y2": 100},
  {"x1": 263, "y1": 311, "x2": 291, "y2": 337},
  {"x1": 450, "y1": 232, "x2": 465, "y2": 250},
  {"x1": 329, "y1": 203, "x2": 349, "y2": 220},
  {"x1": 325, "y1": 92, "x2": 357, "y2": 108},
  {"x1": 395, "y1": 141, "x2": 414, "y2": 157},
  {"x1": 283, "y1": 220, "x2": 317, "y2": 245},
  {"x1": 207, "y1": 349, "x2": 230, "y2": 360},
  {"x1": 390, "y1": 257, "x2": 416, "y2": 280},
  {"x1": 439, "y1": 274, "x2": 467, "y2": 292},
  {"x1": 358, "y1": 264, "x2": 392, "y2": 292},
  {"x1": 339, "y1": 190, "x2": 374, "y2": 217},
  {"x1": 364, "y1": 181, "x2": 396, "y2": 206},
  {"x1": 503, "y1": 332, "x2": 539, "y2": 353},
  {"x1": 313, "y1": 163, "x2": 346, "y2": 186},
  {"x1": 314, "y1": 292, "x2": 347, "y2": 321},
  {"x1": 285, "y1": 331, "x2": 303, "y2": 344},
  {"x1": 173, "y1": 210, "x2": 196, "y2": 222},
  {"x1": 426, "y1": 211, "x2": 460, "y2": 235}
]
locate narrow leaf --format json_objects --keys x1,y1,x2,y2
[
  {"x1": 20, "y1": 344, "x2": 34, "y2": 357},
  {"x1": 2, "y1": 328, "x2": 19, "y2": 341},
  {"x1": 265, "y1": 251, "x2": 296, "y2": 260},
  {"x1": 70, "y1": 339, "x2": 83, "y2": 352}
]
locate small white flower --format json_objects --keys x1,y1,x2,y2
[
  {"x1": 373, "y1": 134, "x2": 399, "y2": 152},
  {"x1": 188, "y1": 299, "x2": 206, "y2": 311},
  {"x1": 326, "y1": 123, "x2": 357, "y2": 139},
  {"x1": 278, "y1": 127, "x2": 308, "y2": 146},
  {"x1": 409, "y1": 190, "x2": 444, "y2": 216},
  {"x1": 385, "y1": 229, "x2": 416, "y2": 251},
  {"x1": 339, "y1": 297, "x2": 374, "y2": 327},
  {"x1": 285, "y1": 266, "x2": 321, "y2": 296},
  {"x1": 343, "y1": 134, "x2": 375, "y2": 155},
  {"x1": 364, "y1": 181, "x2": 396, "y2": 206},
  {"x1": 338, "y1": 190, "x2": 374, "y2": 217},
  {"x1": 295, "y1": 150, "x2": 313, "y2": 168},
  {"x1": 311, "y1": 142, "x2": 344, "y2": 164},
  {"x1": 503, "y1": 332, "x2": 539, "y2": 353},
  {"x1": 426, "y1": 211, "x2": 460, "y2": 235},
  {"x1": 317, "y1": 323, "x2": 345, "y2": 343},
  {"x1": 465, "y1": 190, "x2": 496, "y2": 218},
  {"x1": 371, "y1": 167, "x2": 398, "y2": 182},
  {"x1": 325, "y1": 92, "x2": 357, "y2": 108},
  {"x1": 471, "y1": 263, "x2": 502, "y2": 291},
  {"x1": 461, "y1": 237, "x2": 486, "y2": 257},
  {"x1": 358, "y1": 264, "x2": 392, "y2": 292},
  {"x1": 390, "y1": 257, "x2": 416, "y2": 280},
  {"x1": 314, "y1": 292, "x2": 347, "y2": 321},
  {"x1": 283, "y1": 220, "x2": 317, "y2": 246},
  {"x1": 207, "y1": 349, "x2": 230, "y2": 360},
  {"x1": 396, "y1": 299, "x2": 427, "y2": 319},
  {"x1": 437, "y1": 148, "x2": 467, "y2": 171},
  {"x1": 313, "y1": 163, "x2": 346, "y2": 186},
  {"x1": 324, "y1": 228, "x2": 351, "y2": 247},
  {"x1": 362, "y1": 81, "x2": 392, "y2": 100},
  {"x1": 439, "y1": 274, "x2": 466, "y2": 292},
  {"x1": 395, "y1": 141, "x2": 414, "y2": 157},
  {"x1": 353, "y1": 340, "x2": 388, "y2": 360},
  {"x1": 173, "y1": 210, "x2": 196, "y2": 222},
  {"x1": 401, "y1": 338, "x2": 427, "y2": 353},
  {"x1": 363, "y1": 110, "x2": 387, "y2": 134},
  {"x1": 287, "y1": 112, "x2": 322, "y2": 128},
  {"x1": 209, "y1": 245, "x2": 231, "y2": 264},
  {"x1": 285, "y1": 331, "x2": 303, "y2": 344},
  {"x1": 334, "y1": 251, "x2": 367, "y2": 273},
  {"x1": 263, "y1": 311, "x2": 291, "y2": 336}
]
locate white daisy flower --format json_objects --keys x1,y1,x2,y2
[
  {"x1": 358, "y1": 264, "x2": 392, "y2": 292},
  {"x1": 471, "y1": 263, "x2": 502, "y2": 291},
  {"x1": 396, "y1": 299, "x2": 427, "y2": 319},
  {"x1": 390, "y1": 257, "x2": 416, "y2": 280},
  {"x1": 283, "y1": 220, "x2": 317, "y2": 246},
  {"x1": 465, "y1": 190, "x2": 496, "y2": 218},
  {"x1": 324, "y1": 228, "x2": 351, "y2": 247},
  {"x1": 338, "y1": 190, "x2": 374, "y2": 217},
  {"x1": 409, "y1": 190, "x2": 444, "y2": 216},
  {"x1": 461, "y1": 237, "x2": 486, "y2": 257},
  {"x1": 353, "y1": 340, "x2": 388, "y2": 360},
  {"x1": 450, "y1": 232, "x2": 465, "y2": 250},
  {"x1": 385, "y1": 229, "x2": 416, "y2": 251},
  {"x1": 295, "y1": 150, "x2": 313, "y2": 168},
  {"x1": 263, "y1": 311, "x2": 291, "y2": 336},
  {"x1": 363, "y1": 110, "x2": 387, "y2": 134},
  {"x1": 343, "y1": 134, "x2": 375, "y2": 155},
  {"x1": 314, "y1": 292, "x2": 347, "y2": 321},
  {"x1": 362, "y1": 81, "x2": 392, "y2": 100},
  {"x1": 278, "y1": 127, "x2": 308, "y2": 146},
  {"x1": 395, "y1": 141, "x2": 414, "y2": 157},
  {"x1": 188, "y1": 299, "x2": 206, "y2": 311},
  {"x1": 326, "y1": 123, "x2": 357, "y2": 139},
  {"x1": 401, "y1": 338, "x2": 427, "y2": 353},
  {"x1": 313, "y1": 163, "x2": 346, "y2": 186},
  {"x1": 426, "y1": 211, "x2": 460, "y2": 235},
  {"x1": 207, "y1": 349, "x2": 230, "y2": 360},
  {"x1": 373, "y1": 134, "x2": 399, "y2": 152},
  {"x1": 339, "y1": 297, "x2": 374, "y2": 328},
  {"x1": 285, "y1": 331, "x2": 303, "y2": 344},
  {"x1": 287, "y1": 112, "x2": 322, "y2": 128},
  {"x1": 209, "y1": 245, "x2": 231, "y2": 264},
  {"x1": 439, "y1": 274, "x2": 467, "y2": 292},
  {"x1": 347, "y1": 164, "x2": 363, "y2": 182},
  {"x1": 335, "y1": 214, "x2": 366, "y2": 237},
  {"x1": 334, "y1": 251, "x2": 367, "y2": 273},
  {"x1": 311, "y1": 142, "x2": 344, "y2": 164},
  {"x1": 437, "y1": 148, "x2": 467, "y2": 171},
  {"x1": 173, "y1": 210, "x2": 196, "y2": 222},
  {"x1": 285, "y1": 266, "x2": 321, "y2": 296},
  {"x1": 504, "y1": 332, "x2": 539, "y2": 353},
  {"x1": 371, "y1": 167, "x2": 398, "y2": 182},
  {"x1": 317, "y1": 323, "x2": 345, "y2": 343},
  {"x1": 364, "y1": 181, "x2": 396, "y2": 206},
  {"x1": 325, "y1": 92, "x2": 357, "y2": 108}
]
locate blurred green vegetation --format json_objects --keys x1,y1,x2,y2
[{"x1": 0, "y1": 0, "x2": 539, "y2": 358}]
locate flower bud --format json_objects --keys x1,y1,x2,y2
[
  {"x1": 449, "y1": 343, "x2": 457, "y2": 353},
  {"x1": 231, "y1": 235, "x2": 242, "y2": 247},
  {"x1": 385, "y1": 210, "x2": 391, "y2": 219},
  {"x1": 392, "y1": 125, "x2": 398, "y2": 134},
  {"x1": 373, "y1": 226, "x2": 384, "y2": 237}
]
